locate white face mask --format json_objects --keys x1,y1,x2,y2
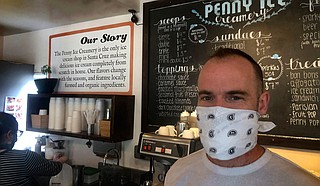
[{"x1": 196, "y1": 106, "x2": 276, "y2": 160}]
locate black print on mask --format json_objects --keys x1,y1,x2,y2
[
  {"x1": 209, "y1": 147, "x2": 217, "y2": 153},
  {"x1": 248, "y1": 113, "x2": 255, "y2": 119},
  {"x1": 207, "y1": 114, "x2": 215, "y2": 120},
  {"x1": 227, "y1": 113, "x2": 235, "y2": 121},
  {"x1": 247, "y1": 128, "x2": 253, "y2": 135},
  {"x1": 228, "y1": 147, "x2": 236, "y2": 155},
  {"x1": 245, "y1": 142, "x2": 252, "y2": 148},
  {"x1": 227, "y1": 130, "x2": 237, "y2": 137},
  {"x1": 208, "y1": 130, "x2": 215, "y2": 138}
]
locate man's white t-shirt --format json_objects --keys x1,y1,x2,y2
[{"x1": 165, "y1": 148, "x2": 319, "y2": 186}]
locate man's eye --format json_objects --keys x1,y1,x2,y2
[
  {"x1": 200, "y1": 95, "x2": 213, "y2": 101},
  {"x1": 229, "y1": 96, "x2": 243, "y2": 101}
]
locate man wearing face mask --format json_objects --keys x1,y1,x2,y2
[
  {"x1": 165, "y1": 48, "x2": 319, "y2": 185},
  {"x1": 0, "y1": 112, "x2": 65, "y2": 186}
]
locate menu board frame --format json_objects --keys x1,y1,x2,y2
[{"x1": 141, "y1": 0, "x2": 320, "y2": 150}]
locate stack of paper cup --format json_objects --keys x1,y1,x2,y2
[
  {"x1": 54, "y1": 97, "x2": 65, "y2": 130},
  {"x1": 66, "y1": 116, "x2": 72, "y2": 132},
  {"x1": 48, "y1": 97, "x2": 56, "y2": 129},
  {"x1": 74, "y1": 98, "x2": 81, "y2": 111},
  {"x1": 65, "y1": 98, "x2": 74, "y2": 132},
  {"x1": 71, "y1": 111, "x2": 81, "y2": 133}
]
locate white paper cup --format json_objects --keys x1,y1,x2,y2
[
  {"x1": 48, "y1": 98, "x2": 56, "y2": 129},
  {"x1": 71, "y1": 111, "x2": 81, "y2": 133},
  {"x1": 54, "y1": 97, "x2": 65, "y2": 130},
  {"x1": 65, "y1": 116, "x2": 72, "y2": 132},
  {"x1": 67, "y1": 98, "x2": 75, "y2": 117},
  {"x1": 74, "y1": 98, "x2": 81, "y2": 111},
  {"x1": 155, "y1": 126, "x2": 169, "y2": 136}
]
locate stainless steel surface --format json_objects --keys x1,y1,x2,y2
[
  {"x1": 138, "y1": 132, "x2": 203, "y2": 186},
  {"x1": 176, "y1": 121, "x2": 189, "y2": 135},
  {"x1": 138, "y1": 132, "x2": 202, "y2": 160},
  {"x1": 103, "y1": 148, "x2": 120, "y2": 166}
]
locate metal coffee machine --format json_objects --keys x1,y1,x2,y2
[{"x1": 137, "y1": 132, "x2": 203, "y2": 185}]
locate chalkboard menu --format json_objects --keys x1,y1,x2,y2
[{"x1": 142, "y1": 0, "x2": 320, "y2": 150}]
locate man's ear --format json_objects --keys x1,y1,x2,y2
[
  {"x1": 258, "y1": 91, "x2": 270, "y2": 115},
  {"x1": 3, "y1": 130, "x2": 14, "y2": 143}
]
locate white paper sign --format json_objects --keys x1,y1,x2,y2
[{"x1": 50, "y1": 22, "x2": 133, "y2": 94}]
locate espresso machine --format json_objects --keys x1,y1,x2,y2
[{"x1": 137, "y1": 132, "x2": 203, "y2": 185}]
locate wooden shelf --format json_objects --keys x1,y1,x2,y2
[{"x1": 26, "y1": 94, "x2": 135, "y2": 142}]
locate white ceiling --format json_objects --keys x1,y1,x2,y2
[{"x1": 0, "y1": 0, "x2": 140, "y2": 36}]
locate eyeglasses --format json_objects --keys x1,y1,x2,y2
[{"x1": 17, "y1": 130, "x2": 23, "y2": 137}]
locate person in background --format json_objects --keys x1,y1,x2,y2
[
  {"x1": 0, "y1": 112, "x2": 65, "y2": 186},
  {"x1": 165, "y1": 48, "x2": 320, "y2": 185}
]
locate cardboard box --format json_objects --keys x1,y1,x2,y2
[
  {"x1": 99, "y1": 120, "x2": 110, "y2": 137},
  {"x1": 31, "y1": 114, "x2": 49, "y2": 128}
]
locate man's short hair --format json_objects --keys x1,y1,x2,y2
[
  {"x1": 0, "y1": 112, "x2": 18, "y2": 136},
  {"x1": 208, "y1": 48, "x2": 264, "y2": 93}
]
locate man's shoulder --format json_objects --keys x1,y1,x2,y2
[
  {"x1": 8, "y1": 149, "x2": 42, "y2": 160},
  {"x1": 265, "y1": 150, "x2": 320, "y2": 184},
  {"x1": 165, "y1": 149, "x2": 206, "y2": 185},
  {"x1": 5, "y1": 149, "x2": 29, "y2": 155},
  {"x1": 268, "y1": 150, "x2": 308, "y2": 169},
  {"x1": 169, "y1": 149, "x2": 204, "y2": 171}
]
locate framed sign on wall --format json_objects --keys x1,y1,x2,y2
[{"x1": 50, "y1": 22, "x2": 134, "y2": 95}]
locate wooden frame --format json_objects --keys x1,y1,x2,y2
[
  {"x1": 141, "y1": 0, "x2": 320, "y2": 150},
  {"x1": 49, "y1": 22, "x2": 134, "y2": 95}
]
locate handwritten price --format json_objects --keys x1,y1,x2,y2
[
  {"x1": 265, "y1": 82, "x2": 279, "y2": 90},
  {"x1": 256, "y1": 46, "x2": 271, "y2": 56}
]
